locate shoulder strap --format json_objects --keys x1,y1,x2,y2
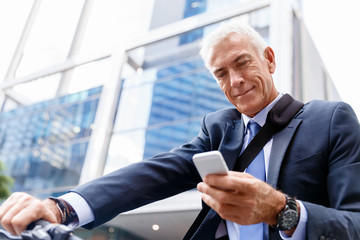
[
  {"x1": 233, "y1": 94, "x2": 304, "y2": 171},
  {"x1": 183, "y1": 94, "x2": 303, "y2": 240}
]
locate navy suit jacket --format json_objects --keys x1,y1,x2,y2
[{"x1": 73, "y1": 100, "x2": 360, "y2": 239}]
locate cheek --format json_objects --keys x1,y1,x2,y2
[
  {"x1": 218, "y1": 81, "x2": 229, "y2": 94},
  {"x1": 218, "y1": 82, "x2": 234, "y2": 102},
  {"x1": 251, "y1": 74, "x2": 267, "y2": 95},
  {"x1": 260, "y1": 79, "x2": 274, "y2": 98}
]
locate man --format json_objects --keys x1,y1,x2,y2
[{"x1": 1, "y1": 21, "x2": 360, "y2": 240}]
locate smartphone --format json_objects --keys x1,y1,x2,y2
[{"x1": 193, "y1": 151, "x2": 229, "y2": 180}]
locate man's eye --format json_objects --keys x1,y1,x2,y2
[
  {"x1": 236, "y1": 60, "x2": 249, "y2": 68},
  {"x1": 216, "y1": 72, "x2": 226, "y2": 81}
]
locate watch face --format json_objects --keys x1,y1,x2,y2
[{"x1": 278, "y1": 209, "x2": 299, "y2": 230}]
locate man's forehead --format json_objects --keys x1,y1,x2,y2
[
  {"x1": 208, "y1": 35, "x2": 260, "y2": 68},
  {"x1": 209, "y1": 48, "x2": 252, "y2": 71}
]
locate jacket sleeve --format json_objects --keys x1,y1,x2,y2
[
  {"x1": 71, "y1": 111, "x2": 219, "y2": 229},
  {"x1": 304, "y1": 102, "x2": 360, "y2": 239}
]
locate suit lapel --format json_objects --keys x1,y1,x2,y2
[
  {"x1": 218, "y1": 114, "x2": 302, "y2": 187},
  {"x1": 218, "y1": 119, "x2": 245, "y2": 170},
  {"x1": 267, "y1": 118, "x2": 302, "y2": 188}
]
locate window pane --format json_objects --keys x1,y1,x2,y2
[
  {"x1": 0, "y1": 0, "x2": 34, "y2": 80},
  {"x1": 68, "y1": 57, "x2": 112, "y2": 94},
  {"x1": 16, "y1": 0, "x2": 84, "y2": 77},
  {"x1": 12, "y1": 73, "x2": 61, "y2": 104},
  {"x1": 78, "y1": 0, "x2": 153, "y2": 56}
]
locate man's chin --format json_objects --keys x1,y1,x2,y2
[{"x1": 234, "y1": 100, "x2": 262, "y2": 116}]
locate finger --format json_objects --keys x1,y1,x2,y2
[
  {"x1": 201, "y1": 189, "x2": 263, "y2": 226},
  {"x1": 12, "y1": 202, "x2": 57, "y2": 235},
  {"x1": 0, "y1": 193, "x2": 35, "y2": 235},
  {"x1": 203, "y1": 172, "x2": 256, "y2": 192},
  {"x1": 0, "y1": 192, "x2": 24, "y2": 220},
  {"x1": 198, "y1": 182, "x2": 239, "y2": 206},
  {"x1": 0, "y1": 193, "x2": 51, "y2": 235},
  {"x1": 202, "y1": 174, "x2": 233, "y2": 190},
  {"x1": 197, "y1": 182, "x2": 228, "y2": 199},
  {"x1": 1, "y1": 210, "x2": 19, "y2": 235},
  {"x1": 228, "y1": 171, "x2": 254, "y2": 178},
  {"x1": 199, "y1": 181, "x2": 252, "y2": 207},
  {"x1": 11, "y1": 209, "x2": 37, "y2": 235},
  {"x1": 201, "y1": 192, "x2": 220, "y2": 211},
  {"x1": 201, "y1": 192, "x2": 253, "y2": 222}
]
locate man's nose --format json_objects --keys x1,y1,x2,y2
[{"x1": 229, "y1": 70, "x2": 244, "y2": 87}]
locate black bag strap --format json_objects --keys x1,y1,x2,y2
[
  {"x1": 183, "y1": 94, "x2": 304, "y2": 240},
  {"x1": 233, "y1": 94, "x2": 304, "y2": 171}
]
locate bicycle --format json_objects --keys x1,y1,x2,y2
[{"x1": 0, "y1": 220, "x2": 82, "y2": 240}]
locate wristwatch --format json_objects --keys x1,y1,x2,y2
[{"x1": 276, "y1": 195, "x2": 299, "y2": 231}]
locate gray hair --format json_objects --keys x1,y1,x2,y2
[{"x1": 199, "y1": 20, "x2": 267, "y2": 69}]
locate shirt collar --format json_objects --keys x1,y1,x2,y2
[{"x1": 242, "y1": 93, "x2": 282, "y2": 129}]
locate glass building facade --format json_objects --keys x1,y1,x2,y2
[{"x1": 0, "y1": 86, "x2": 102, "y2": 198}]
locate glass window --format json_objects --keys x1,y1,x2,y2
[
  {"x1": 0, "y1": 1, "x2": 33, "y2": 80},
  {"x1": 78, "y1": 0, "x2": 154, "y2": 56},
  {"x1": 68, "y1": 57, "x2": 112, "y2": 94},
  {"x1": 15, "y1": 0, "x2": 84, "y2": 77},
  {"x1": 0, "y1": 86, "x2": 102, "y2": 196},
  {"x1": 12, "y1": 73, "x2": 61, "y2": 104}
]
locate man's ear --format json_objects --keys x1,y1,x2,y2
[{"x1": 264, "y1": 47, "x2": 276, "y2": 74}]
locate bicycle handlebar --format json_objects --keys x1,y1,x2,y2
[{"x1": 0, "y1": 220, "x2": 82, "y2": 240}]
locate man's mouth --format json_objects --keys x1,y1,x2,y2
[{"x1": 234, "y1": 86, "x2": 254, "y2": 97}]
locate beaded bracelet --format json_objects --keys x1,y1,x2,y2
[{"x1": 48, "y1": 197, "x2": 79, "y2": 227}]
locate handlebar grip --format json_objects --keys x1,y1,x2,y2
[
  {"x1": 26, "y1": 220, "x2": 82, "y2": 240},
  {"x1": 27, "y1": 219, "x2": 51, "y2": 230},
  {"x1": 0, "y1": 220, "x2": 82, "y2": 240}
]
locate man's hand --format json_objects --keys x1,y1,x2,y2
[
  {"x1": 197, "y1": 171, "x2": 286, "y2": 226},
  {"x1": 0, "y1": 192, "x2": 60, "y2": 235}
]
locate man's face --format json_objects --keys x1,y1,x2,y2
[{"x1": 209, "y1": 32, "x2": 278, "y2": 117}]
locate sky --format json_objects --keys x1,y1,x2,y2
[{"x1": 302, "y1": 0, "x2": 360, "y2": 117}]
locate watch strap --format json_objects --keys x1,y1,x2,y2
[{"x1": 285, "y1": 195, "x2": 297, "y2": 211}]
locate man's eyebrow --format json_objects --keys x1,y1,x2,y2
[{"x1": 213, "y1": 67, "x2": 225, "y2": 76}]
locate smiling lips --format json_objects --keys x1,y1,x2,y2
[{"x1": 233, "y1": 86, "x2": 255, "y2": 97}]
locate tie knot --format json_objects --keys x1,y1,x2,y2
[{"x1": 248, "y1": 121, "x2": 261, "y2": 138}]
